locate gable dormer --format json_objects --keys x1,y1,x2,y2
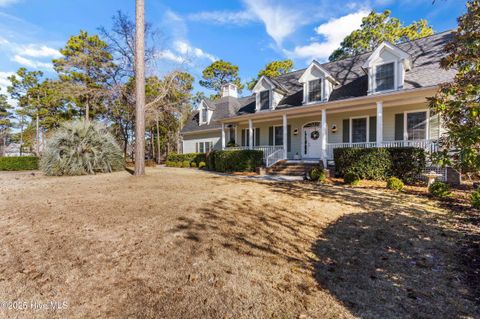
[
  {"x1": 299, "y1": 60, "x2": 338, "y2": 104},
  {"x1": 251, "y1": 76, "x2": 286, "y2": 112},
  {"x1": 198, "y1": 100, "x2": 213, "y2": 125},
  {"x1": 363, "y1": 42, "x2": 412, "y2": 95}
]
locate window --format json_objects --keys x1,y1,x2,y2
[
  {"x1": 228, "y1": 126, "x2": 235, "y2": 144},
  {"x1": 259, "y1": 90, "x2": 270, "y2": 110},
  {"x1": 201, "y1": 108, "x2": 208, "y2": 123},
  {"x1": 241, "y1": 128, "x2": 258, "y2": 146},
  {"x1": 375, "y1": 62, "x2": 395, "y2": 92},
  {"x1": 196, "y1": 141, "x2": 213, "y2": 153},
  {"x1": 274, "y1": 126, "x2": 283, "y2": 146},
  {"x1": 351, "y1": 118, "x2": 367, "y2": 143},
  {"x1": 308, "y1": 79, "x2": 322, "y2": 102},
  {"x1": 406, "y1": 111, "x2": 427, "y2": 140}
]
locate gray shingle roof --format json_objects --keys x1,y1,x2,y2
[{"x1": 182, "y1": 31, "x2": 455, "y2": 134}]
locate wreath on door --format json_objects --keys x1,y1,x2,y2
[{"x1": 310, "y1": 130, "x2": 320, "y2": 140}]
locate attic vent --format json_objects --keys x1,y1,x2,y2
[{"x1": 221, "y1": 83, "x2": 238, "y2": 98}]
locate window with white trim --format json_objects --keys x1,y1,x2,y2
[
  {"x1": 351, "y1": 118, "x2": 368, "y2": 143},
  {"x1": 259, "y1": 90, "x2": 270, "y2": 110},
  {"x1": 195, "y1": 141, "x2": 213, "y2": 153},
  {"x1": 375, "y1": 62, "x2": 395, "y2": 92},
  {"x1": 406, "y1": 111, "x2": 427, "y2": 140},
  {"x1": 308, "y1": 79, "x2": 322, "y2": 102}
]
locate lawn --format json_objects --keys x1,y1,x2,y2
[{"x1": 0, "y1": 167, "x2": 478, "y2": 318}]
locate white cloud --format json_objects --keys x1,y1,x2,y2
[
  {"x1": 288, "y1": 10, "x2": 369, "y2": 61},
  {"x1": 11, "y1": 55, "x2": 53, "y2": 70},
  {"x1": 0, "y1": 0, "x2": 21, "y2": 7},
  {"x1": 187, "y1": 10, "x2": 256, "y2": 25},
  {"x1": 21, "y1": 45, "x2": 61, "y2": 58},
  {"x1": 174, "y1": 41, "x2": 217, "y2": 62},
  {"x1": 155, "y1": 50, "x2": 186, "y2": 64},
  {"x1": 242, "y1": 0, "x2": 304, "y2": 45}
]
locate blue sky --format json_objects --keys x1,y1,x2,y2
[{"x1": 0, "y1": 0, "x2": 466, "y2": 98}]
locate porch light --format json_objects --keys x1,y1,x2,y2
[
  {"x1": 331, "y1": 124, "x2": 337, "y2": 133},
  {"x1": 293, "y1": 128, "x2": 299, "y2": 135}
]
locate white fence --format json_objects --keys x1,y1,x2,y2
[{"x1": 326, "y1": 140, "x2": 438, "y2": 160}]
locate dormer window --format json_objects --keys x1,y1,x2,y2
[
  {"x1": 363, "y1": 42, "x2": 412, "y2": 95},
  {"x1": 201, "y1": 108, "x2": 208, "y2": 124},
  {"x1": 299, "y1": 60, "x2": 338, "y2": 104},
  {"x1": 259, "y1": 90, "x2": 270, "y2": 110},
  {"x1": 375, "y1": 62, "x2": 395, "y2": 92},
  {"x1": 308, "y1": 79, "x2": 322, "y2": 102}
]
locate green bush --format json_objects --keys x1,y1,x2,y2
[
  {"x1": 182, "y1": 160, "x2": 191, "y2": 168},
  {"x1": 334, "y1": 147, "x2": 426, "y2": 182},
  {"x1": 190, "y1": 162, "x2": 197, "y2": 168},
  {"x1": 387, "y1": 177, "x2": 405, "y2": 191},
  {"x1": 344, "y1": 172, "x2": 360, "y2": 186},
  {"x1": 429, "y1": 181, "x2": 451, "y2": 198},
  {"x1": 0, "y1": 156, "x2": 39, "y2": 171},
  {"x1": 198, "y1": 161, "x2": 206, "y2": 169},
  {"x1": 206, "y1": 151, "x2": 216, "y2": 170},
  {"x1": 388, "y1": 148, "x2": 426, "y2": 183},
  {"x1": 309, "y1": 167, "x2": 326, "y2": 182},
  {"x1": 167, "y1": 153, "x2": 207, "y2": 165},
  {"x1": 40, "y1": 121, "x2": 124, "y2": 176},
  {"x1": 213, "y1": 150, "x2": 263, "y2": 172},
  {"x1": 165, "y1": 161, "x2": 175, "y2": 167},
  {"x1": 334, "y1": 148, "x2": 391, "y2": 180},
  {"x1": 174, "y1": 161, "x2": 182, "y2": 167},
  {"x1": 470, "y1": 191, "x2": 480, "y2": 209}
]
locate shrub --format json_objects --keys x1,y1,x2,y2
[
  {"x1": 190, "y1": 162, "x2": 197, "y2": 168},
  {"x1": 167, "y1": 153, "x2": 207, "y2": 165},
  {"x1": 334, "y1": 148, "x2": 391, "y2": 180},
  {"x1": 174, "y1": 161, "x2": 182, "y2": 167},
  {"x1": 429, "y1": 181, "x2": 451, "y2": 198},
  {"x1": 471, "y1": 191, "x2": 480, "y2": 209},
  {"x1": 40, "y1": 121, "x2": 124, "y2": 176},
  {"x1": 0, "y1": 156, "x2": 39, "y2": 171},
  {"x1": 165, "y1": 161, "x2": 174, "y2": 167},
  {"x1": 344, "y1": 172, "x2": 360, "y2": 186},
  {"x1": 182, "y1": 160, "x2": 191, "y2": 168},
  {"x1": 334, "y1": 147, "x2": 426, "y2": 182},
  {"x1": 198, "y1": 161, "x2": 206, "y2": 169},
  {"x1": 206, "y1": 151, "x2": 216, "y2": 170},
  {"x1": 388, "y1": 148, "x2": 426, "y2": 183},
  {"x1": 309, "y1": 167, "x2": 326, "y2": 182},
  {"x1": 213, "y1": 150, "x2": 263, "y2": 172},
  {"x1": 387, "y1": 177, "x2": 404, "y2": 191}
]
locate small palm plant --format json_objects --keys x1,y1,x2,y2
[{"x1": 41, "y1": 121, "x2": 124, "y2": 176}]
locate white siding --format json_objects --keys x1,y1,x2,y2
[{"x1": 182, "y1": 131, "x2": 221, "y2": 154}]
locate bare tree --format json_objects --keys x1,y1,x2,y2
[{"x1": 134, "y1": 0, "x2": 146, "y2": 176}]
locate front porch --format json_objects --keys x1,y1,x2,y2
[{"x1": 221, "y1": 101, "x2": 441, "y2": 168}]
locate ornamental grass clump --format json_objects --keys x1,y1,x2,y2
[
  {"x1": 40, "y1": 121, "x2": 124, "y2": 176},
  {"x1": 308, "y1": 167, "x2": 326, "y2": 183},
  {"x1": 386, "y1": 177, "x2": 405, "y2": 191}
]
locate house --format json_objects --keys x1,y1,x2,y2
[{"x1": 181, "y1": 31, "x2": 456, "y2": 179}]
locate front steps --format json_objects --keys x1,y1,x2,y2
[{"x1": 266, "y1": 160, "x2": 322, "y2": 176}]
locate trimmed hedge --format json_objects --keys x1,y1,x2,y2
[
  {"x1": 211, "y1": 150, "x2": 263, "y2": 173},
  {"x1": 167, "y1": 153, "x2": 207, "y2": 165},
  {"x1": 334, "y1": 148, "x2": 391, "y2": 180},
  {"x1": 334, "y1": 147, "x2": 426, "y2": 182},
  {"x1": 0, "y1": 156, "x2": 39, "y2": 171},
  {"x1": 388, "y1": 147, "x2": 426, "y2": 183}
]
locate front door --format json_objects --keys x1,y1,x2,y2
[{"x1": 303, "y1": 126, "x2": 322, "y2": 158}]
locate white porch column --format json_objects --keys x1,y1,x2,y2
[
  {"x1": 221, "y1": 123, "x2": 226, "y2": 150},
  {"x1": 376, "y1": 101, "x2": 383, "y2": 147},
  {"x1": 320, "y1": 109, "x2": 327, "y2": 167},
  {"x1": 248, "y1": 119, "x2": 253, "y2": 150},
  {"x1": 283, "y1": 114, "x2": 288, "y2": 159}
]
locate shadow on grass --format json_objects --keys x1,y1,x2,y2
[{"x1": 177, "y1": 178, "x2": 479, "y2": 318}]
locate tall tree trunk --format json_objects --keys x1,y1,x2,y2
[
  {"x1": 156, "y1": 115, "x2": 161, "y2": 164},
  {"x1": 134, "y1": 0, "x2": 146, "y2": 176},
  {"x1": 19, "y1": 115, "x2": 23, "y2": 156}
]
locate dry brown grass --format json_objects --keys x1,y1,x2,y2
[{"x1": 0, "y1": 167, "x2": 478, "y2": 319}]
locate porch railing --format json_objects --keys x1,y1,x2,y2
[
  {"x1": 226, "y1": 145, "x2": 284, "y2": 165},
  {"x1": 266, "y1": 148, "x2": 285, "y2": 167},
  {"x1": 326, "y1": 140, "x2": 438, "y2": 160}
]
